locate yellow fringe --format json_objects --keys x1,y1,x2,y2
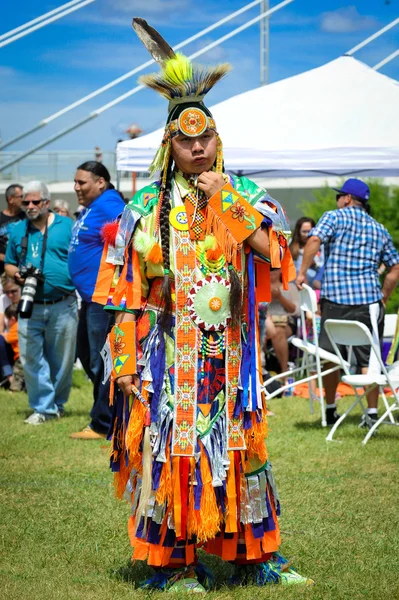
[
  {"x1": 155, "y1": 434, "x2": 172, "y2": 507},
  {"x1": 206, "y1": 207, "x2": 240, "y2": 268},
  {"x1": 125, "y1": 395, "x2": 147, "y2": 474},
  {"x1": 146, "y1": 241, "x2": 163, "y2": 264},
  {"x1": 113, "y1": 456, "x2": 132, "y2": 500},
  {"x1": 244, "y1": 414, "x2": 268, "y2": 463},
  {"x1": 188, "y1": 445, "x2": 222, "y2": 542},
  {"x1": 109, "y1": 378, "x2": 114, "y2": 406},
  {"x1": 111, "y1": 395, "x2": 134, "y2": 499},
  {"x1": 216, "y1": 134, "x2": 223, "y2": 174}
]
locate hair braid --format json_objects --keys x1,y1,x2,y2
[
  {"x1": 158, "y1": 159, "x2": 174, "y2": 329},
  {"x1": 229, "y1": 265, "x2": 242, "y2": 329}
]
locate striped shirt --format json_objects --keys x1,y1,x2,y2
[{"x1": 310, "y1": 206, "x2": 399, "y2": 305}]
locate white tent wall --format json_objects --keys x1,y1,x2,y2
[{"x1": 117, "y1": 56, "x2": 399, "y2": 177}]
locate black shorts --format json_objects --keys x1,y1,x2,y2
[{"x1": 319, "y1": 299, "x2": 385, "y2": 368}]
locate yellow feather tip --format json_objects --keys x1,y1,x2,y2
[
  {"x1": 163, "y1": 53, "x2": 192, "y2": 85},
  {"x1": 203, "y1": 234, "x2": 217, "y2": 251}
]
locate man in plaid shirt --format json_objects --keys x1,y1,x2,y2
[{"x1": 297, "y1": 178, "x2": 399, "y2": 427}]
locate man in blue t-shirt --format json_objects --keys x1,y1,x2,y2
[
  {"x1": 68, "y1": 161, "x2": 125, "y2": 440},
  {"x1": 5, "y1": 180, "x2": 78, "y2": 424}
]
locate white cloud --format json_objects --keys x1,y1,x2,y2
[
  {"x1": 272, "y1": 12, "x2": 316, "y2": 27},
  {"x1": 320, "y1": 6, "x2": 378, "y2": 34}
]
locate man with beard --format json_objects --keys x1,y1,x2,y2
[{"x1": 5, "y1": 181, "x2": 78, "y2": 424}]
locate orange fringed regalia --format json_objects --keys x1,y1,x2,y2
[{"x1": 95, "y1": 172, "x2": 294, "y2": 569}]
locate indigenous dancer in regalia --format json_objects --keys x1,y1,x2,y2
[{"x1": 94, "y1": 18, "x2": 313, "y2": 591}]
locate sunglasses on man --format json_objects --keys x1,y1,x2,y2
[
  {"x1": 336, "y1": 193, "x2": 347, "y2": 201},
  {"x1": 22, "y1": 199, "x2": 44, "y2": 206}
]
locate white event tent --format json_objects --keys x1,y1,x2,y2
[{"x1": 116, "y1": 56, "x2": 399, "y2": 178}]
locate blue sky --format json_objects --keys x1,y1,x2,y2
[{"x1": 1, "y1": 0, "x2": 398, "y2": 153}]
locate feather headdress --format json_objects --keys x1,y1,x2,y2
[
  {"x1": 133, "y1": 18, "x2": 230, "y2": 174},
  {"x1": 133, "y1": 18, "x2": 231, "y2": 110}
]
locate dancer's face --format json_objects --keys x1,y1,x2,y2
[{"x1": 171, "y1": 129, "x2": 217, "y2": 175}]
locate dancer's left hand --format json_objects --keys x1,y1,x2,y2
[{"x1": 197, "y1": 171, "x2": 225, "y2": 198}]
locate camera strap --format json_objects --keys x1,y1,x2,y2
[{"x1": 19, "y1": 217, "x2": 49, "y2": 272}]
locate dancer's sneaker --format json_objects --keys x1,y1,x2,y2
[
  {"x1": 279, "y1": 567, "x2": 314, "y2": 586},
  {"x1": 231, "y1": 553, "x2": 313, "y2": 587},
  {"x1": 168, "y1": 578, "x2": 206, "y2": 593},
  {"x1": 141, "y1": 564, "x2": 212, "y2": 593}
]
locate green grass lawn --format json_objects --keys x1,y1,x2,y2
[{"x1": 1, "y1": 371, "x2": 399, "y2": 600}]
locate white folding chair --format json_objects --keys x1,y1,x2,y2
[
  {"x1": 264, "y1": 284, "x2": 342, "y2": 426},
  {"x1": 383, "y1": 313, "x2": 398, "y2": 339},
  {"x1": 324, "y1": 319, "x2": 399, "y2": 444}
]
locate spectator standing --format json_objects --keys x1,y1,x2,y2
[
  {"x1": 5, "y1": 181, "x2": 78, "y2": 424},
  {"x1": 53, "y1": 199, "x2": 71, "y2": 218},
  {"x1": 290, "y1": 217, "x2": 323, "y2": 286},
  {"x1": 68, "y1": 161, "x2": 125, "y2": 440},
  {"x1": 0, "y1": 184, "x2": 26, "y2": 275},
  {"x1": 94, "y1": 146, "x2": 103, "y2": 162},
  {"x1": 297, "y1": 178, "x2": 399, "y2": 427}
]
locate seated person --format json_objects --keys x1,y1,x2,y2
[
  {"x1": 290, "y1": 217, "x2": 324, "y2": 286},
  {"x1": 265, "y1": 271, "x2": 300, "y2": 378},
  {"x1": 0, "y1": 304, "x2": 23, "y2": 390},
  {"x1": 0, "y1": 274, "x2": 21, "y2": 332}
]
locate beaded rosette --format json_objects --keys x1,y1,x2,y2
[{"x1": 187, "y1": 275, "x2": 231, "y2": 331}]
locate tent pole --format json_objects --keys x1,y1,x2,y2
[
  {"x1": 0, "y1": 0, "x2": 267, "y2": 150},
  {"x1": 0, "y1": 0, "x2": 85, "y2": 41},
  {"x1": 0, "y1": 0, "x2": 294, "y2": 171},
  {"x1": 346, "y1": 17, "x2": 399, "y2": 56},
  {"x1": 0, "y1": 0, "x2": 96, "y2": 49},
  {"x1": 373, "y1": 49, "x2": 399, "y2": 71}
]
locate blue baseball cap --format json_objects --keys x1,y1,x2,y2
[{"x1": 333, "y1": 178, "x2": 370, "y2": 202}]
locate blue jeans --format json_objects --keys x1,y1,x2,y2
[
  {"x1": 77, "y1": 301, "x2": 114, "y2": 434},
  {"x1": 18, "y1": 296, "x2": 78, "y2": 415}
]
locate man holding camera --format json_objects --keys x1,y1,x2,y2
[{"x1": 5, "y1": 181, "x2": 78, "y2": 425}]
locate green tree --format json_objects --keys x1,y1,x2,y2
[{"x1": 299, "y1": 180, "x2": 399, "y2": 313}]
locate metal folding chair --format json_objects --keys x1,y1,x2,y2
[
  {"x1": 324, "y1": 319, "x2": 399, "y2": 444},
  {"x1": 264, "y1": 284, "x2": 342, "y2": 426}
]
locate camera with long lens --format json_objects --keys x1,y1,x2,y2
[{"x1": 17, "y1": 263, "x2": 45, "y2": 319}]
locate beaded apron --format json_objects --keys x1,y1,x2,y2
[{"x1": 171, "y1": 220, "x2": 245, "y2": 457}]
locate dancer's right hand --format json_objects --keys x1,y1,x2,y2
[{"x1": 116, "y1": 374, "x2": 140, "y2": 397}]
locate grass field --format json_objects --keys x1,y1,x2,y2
[{"x1": 1, "y1": 371, "x2": 399, "y2": 599}]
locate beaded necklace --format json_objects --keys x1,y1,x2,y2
[
  {"x1": 199, "y1": 330, "x2": 226, "y2": 382},
  {"x1": 196, "y1": 246, "x2": 226, "y2": 276}
]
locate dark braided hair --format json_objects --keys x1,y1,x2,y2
[
  {"x1": 158, "y1": 159, "x2": 174, "y2": 330},
  {"x1": 229, "y1": 265, "x2": 242, "y2": 329}
]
